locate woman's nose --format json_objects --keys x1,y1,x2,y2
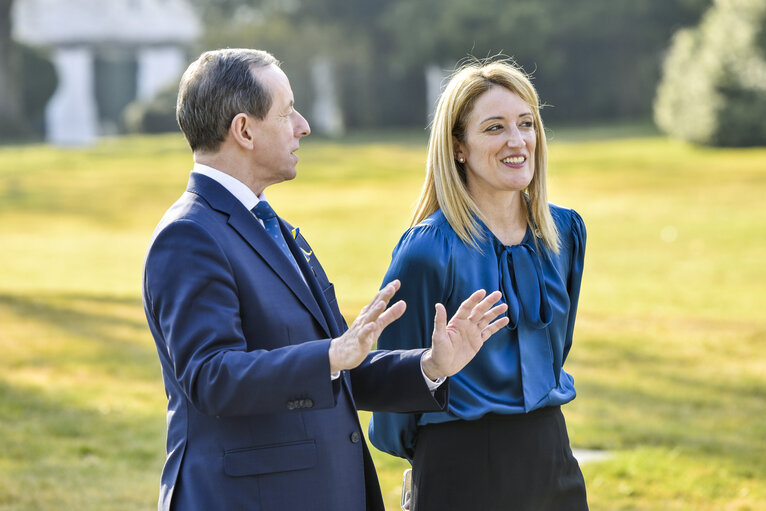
[{"x1": 506, "y1": 125, "x2": 524, "y2": 147}]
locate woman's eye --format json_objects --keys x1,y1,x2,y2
[{"x1": 486, "y1": 124, "x2": 503, "y2": 132}]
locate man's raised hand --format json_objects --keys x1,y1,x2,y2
[
  {"x1": 328, "y1": 280, "x2": 406, "y2": 373},
  {"x1": 421, "y1": 290, "x2": 508, "y2": 381}
]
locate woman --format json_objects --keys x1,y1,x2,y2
[{"x1": 369, "y1": 59, "x2": 588, "y2": 510}]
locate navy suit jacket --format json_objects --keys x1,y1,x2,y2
[{"x1": 143, "y1": 173, "x2": 447, "y2": 511}]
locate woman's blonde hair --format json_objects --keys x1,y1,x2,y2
[{"x1": 411, "y1": 57, "x2": 559, "y2": 253}]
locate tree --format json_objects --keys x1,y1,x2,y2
[
  {"x1": 381, "y1": 0, "x2": 711, "y2": 122},
  {"x1": 654, "y1": 0, "x2": 766, "y2": 146},
  {"x1": 194, "y1": 0, "x2": 403, "y2": 127},
  {"x1": 181, "y1": 0, "x2": 714, "y2": 128},
  {"x1": 0, "y1": 0, "x2": 26, "y2": 138}
]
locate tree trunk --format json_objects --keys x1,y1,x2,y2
[{"x1": 0, "y1": 0, "x2": 24, "y2": 137}]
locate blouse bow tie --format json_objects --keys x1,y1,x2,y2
[
  {"x1": 497, "y1": 242, "x2": 552, "y2": 330},
  {"x1": 496, "y1": 240, "x2": 557, "y2": 410}
]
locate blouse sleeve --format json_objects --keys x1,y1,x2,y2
[
  {"x1": 368, "y1": 222, "x2": 453, "y2": 461},
  {"x1": 562, "y1": 209, "x2": 587, "y2": 362}
]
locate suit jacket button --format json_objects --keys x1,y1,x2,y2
[
  {"x1": 287, "y1": 401, "x2": 296, "y2": 410},
  {"x1": 304, "y1": 399, "x2": 314, "y2": 408},
  {"x1": 350, "y1": 431, "x2": 361, "y2": 443}
]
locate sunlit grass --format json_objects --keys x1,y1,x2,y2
[{"x1": 0, "y1": 131, "x2": 764, "y2": 510}]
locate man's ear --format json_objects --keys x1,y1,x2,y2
[{"x1": 230, "y1": 113, "x2": 255, "y2": 150}]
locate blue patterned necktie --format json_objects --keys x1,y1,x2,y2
[{"x1": 252, "y1": 201, "x2": 303, "y2": 277}]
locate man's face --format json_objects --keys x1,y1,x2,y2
[{"x1": 248, "y1": 64, "x2": 311, "y2": 190}]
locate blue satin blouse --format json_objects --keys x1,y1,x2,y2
[{"x1": 368, "y1": 203, "x2": 586, "y2": 461}]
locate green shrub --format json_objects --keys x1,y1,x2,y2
[
  {"x1": 654, "y1": 0, "x2": 766, "y2": 146},
  {"x1": 20, "y1": 44, "x2": 57, "y2": 136},
  {"x1": 122, "y1": 84, "x2": 179, "y2": 134},
  {"x1": 0, "y1": 43, "x2": 57, "y2": 140}
]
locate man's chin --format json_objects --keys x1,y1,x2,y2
[{"x1": 278, "y1": 169, "x2": 298, "y2": 183}]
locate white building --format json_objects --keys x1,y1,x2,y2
[{"x1": 12, "y1": 0, "x2": 200, "y2": 145}]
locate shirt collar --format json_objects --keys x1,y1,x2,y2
[{"x1": 192, "y1": 162, "x2": 266, "y2": 210}]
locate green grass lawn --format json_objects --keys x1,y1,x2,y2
[{"x1": 0, "y1": 131, "x2": 764, "y2": 510}]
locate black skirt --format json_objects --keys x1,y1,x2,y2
[{"x1": 411, "y1": 406, "x2": 588, "y2": 511}]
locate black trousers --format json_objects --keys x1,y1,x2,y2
[{"x1": 411, "y1": 406, "x2": 588, "y2": 511}]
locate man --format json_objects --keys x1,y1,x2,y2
[{"x1": 142, "y1": 48, "x2": 508, "y2": 511}]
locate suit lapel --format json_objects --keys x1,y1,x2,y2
[
  {"x1": 282, "y1": 223, "x2": 343, "y2": 338},
  {"x1": 186, "y1": 173, "x2": 332, "y2": 338},
  {"x1": 282, "y1": 222, "x2": 362, "y2": 409}
]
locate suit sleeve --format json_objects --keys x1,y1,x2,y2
[
  {"x1": 367, "y1": 223, "x2": 453, "y2": 461},
  {"x1": 349, "y1": 347, "x2": 448, "y2": 413},
  {"x1": 143, "y1": 219, "x2": 337, "y2": 417}
]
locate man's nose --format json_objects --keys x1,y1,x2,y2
[{"x1": 295, "y1": 111, "x2": 310, "y2": 137}]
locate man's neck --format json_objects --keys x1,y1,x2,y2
[{"x1": 194, "y1": 151, "x2": 265, "y2": 196}]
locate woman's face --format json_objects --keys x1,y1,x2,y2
[{"x1": 455, "y1": 86, "x2": 536, "y2": 202}]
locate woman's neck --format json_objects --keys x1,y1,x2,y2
[{"x1": 475, "y1": 191, "x2": 528, "y2": 246}]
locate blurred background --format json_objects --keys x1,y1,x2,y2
[
  {"x1": 2, "y1": 0, "x2": 765, "y2": 147},
  {"x1": 0, "y1": 1, "x2": 765, "y2": 510}
]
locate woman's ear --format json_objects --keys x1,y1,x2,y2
[
  {"x1": 230, "y1": 113, "x2": 255, "y2": 150},
  {"x1": 453, "y1": 136, "x2": 466, "y2": 163}
]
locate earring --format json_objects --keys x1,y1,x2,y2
[{"x1": 457, "y1": 157, "x2": 465, "y2": 163}]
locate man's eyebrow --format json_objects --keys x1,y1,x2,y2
[{"x1": 279, "y1": 100, "x2": 294, "y2": 115}]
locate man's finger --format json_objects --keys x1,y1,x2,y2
[
  {"x1": 357, "y1": 322, "x2": 379, "y2": 349},
  {"x1": 358, "y1": 298, "x2": 388, "y2": 327},
  {"x1": 377, "y1": 280, "x2": 401, "y2": 303},
  {"x1": 451, "y1": 289, "x2": 487, "y2": 321},
  {"x1": 363, "y1": 280, "x2": 401, "y2": 319},
  {"x1": 359, "y1": 280, "x2": 400, "y2": 317},
  {"x1": 432, "y1": 303, "x2": 447, "y2": 339},
  {"x1": 482, "y1": 316, "x2": 510, "y2": 340},
  {"x1": 468, "y1": 290, "x2": 504, "y2": 321},
  {"x1": 376, "y1": 300, "x2": 407, "y2": 330},
  {"x1": 481, "y1": 303, "x2": 508, "y2": 327}
]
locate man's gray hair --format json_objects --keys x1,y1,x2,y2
[{"x1": 176, "y1": 49, "x2": 279, "y2": 153}]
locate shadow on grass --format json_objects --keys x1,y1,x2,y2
[
  {"x1": 0, "y1": 292, "x2": 144, "y2": 330},
  {"x1": 572, "y1": 325, "x2": 766, "y2": 481},
  {"x1": 0, "y1": 377, "x2": 164, "y2": 510},
  {"x1": 0, "y1": 291, "x2": 166, "y2": 509},
  {"x1": 0, "y1": 292, "x2": 157, "y2": 380},
  {"x1": 0, "y1": 377, "x2": 161, "y2": 462}
]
